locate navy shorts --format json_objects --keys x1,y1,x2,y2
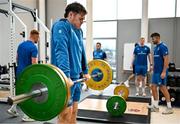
[
  {"x1": 152, "y1": 73, "x2": 167, "y2": 86},
  {"x1": 135, "y1": 65, "x2": 147, "y2": 77}
]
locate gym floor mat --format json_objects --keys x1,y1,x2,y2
[{"x1": 77, "y1": 95, "x2": 151, "y2": 124}]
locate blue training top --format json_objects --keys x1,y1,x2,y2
[
  {"x1": 133, "y1": 45, "x2": 150, "y2": 66},
  {"x1": 16, "y1": 40, "x2": 38, "y2": 77},
  {"x1": 153, "y1": 42, "x2": 169, "y2": 73},
  {"x1": 51, "y1": 19, "x2": 88, "y2": 79},
  {"x1": 93, "y1": 49, "x2": 107, "y2": 60}
]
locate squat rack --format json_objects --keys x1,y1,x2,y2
[{"x1": 0, "y1": 0, "x2": 51, "y2": 103}]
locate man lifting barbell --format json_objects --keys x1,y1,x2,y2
[
  {"x1": 51, "y1": 2, "x2": 90, "y2": 124},
  {"x1": 7, "y1": 29, "x2": 39, "y2": 122},
  {"x1": 7, "y1": 60, "x2": 113, "y2": 121}
]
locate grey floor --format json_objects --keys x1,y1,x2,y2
[{"x1": 0, "y1": 83, "x2": 151, "y2": 124}]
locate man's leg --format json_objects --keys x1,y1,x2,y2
[
  {"x1": 141, "y1": 76, "x2": 146, "y2": 96},
  {"x1": 135, "y1": 76, "x2": 140, "y2": 96},
  {"x1": 160, "y1": 85, "x2": 173, "y2": 114},
  {"x1": 124, "y1": 74, "x2": 134, "y2": 87},
  {"x1": 70, "y1": 83, "x2": 81, "y2": 123},
  {"x1": 57, "y1": 107, "x2": 72, "y2": 124},
  {"x1": 70, "y1": 102, "x2": 78, "y2": 124}
]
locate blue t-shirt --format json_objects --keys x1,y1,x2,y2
[
  {"x1": 93, "y1": 49, "x2": 107, "y2": 60},
  {"x1": 16, "y1": 40, "x2": 38, "y2": 77},
  {"x1": 51, "y1": 19, "x2": 88, "y2": 79},
  {"x1": 134, "y1": 45, "x2": 150, "y2": 66},
  {"x1": 153, "y1": 42, "x2": 169, "y2": 73}
]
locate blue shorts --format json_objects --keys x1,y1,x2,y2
[
  {"x1": 68, "y1": 79, "x2": 81, "y2": 106},
  {"x1": 135, "y1": 65, "x2": 147, "y2": 77},
  {"x1": 152, "y1": 73, "x2": 167, "y2": 86}
]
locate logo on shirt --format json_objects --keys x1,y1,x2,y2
[{"x1": 58, "y1": 30, "x2": 62, "y2": 34}]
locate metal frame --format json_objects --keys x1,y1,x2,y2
[{"x1": 0, "y1": 8, "x2": 8, "y2": 16}]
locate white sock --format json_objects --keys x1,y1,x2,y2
[
  {"x1": 153, "y1": 100, "x2": 159, "y2": 108},
  {"x1": 167, "y1": 102, "x2": 172, "y2": 108}
]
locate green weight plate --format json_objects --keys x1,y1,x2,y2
[
  {"x1": 16, "y1": 64, "x2": 67, "y2": 121},
  {"x1": 106, "y1": 96, "x2": 127, "y2": 116}
]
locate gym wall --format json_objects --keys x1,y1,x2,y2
[
  {"x1": 116, "y1": 18, "x2": 180, "y2": 82},
  {"x1": 46, "y1": 0, "x2": 67, "y2": 28}
]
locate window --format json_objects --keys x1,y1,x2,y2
[
  {"x1": 149, "y1": 0, "x2": 176, "y2": 18},
  {"x1": 81, "y1": 22, "x2": 86, "y2": 38},
  {"x1": 93, "y1": 21, "x2": 117, "y2": 38},
  {"x1": 177, "y1": 0, "x2": 180, "y2": 17},
  {"x1": 93, "y1": 39, "x2": 116, "y2": 66},
  {"x1": 118, "y1": 0, "x2": 142, "y2": 19},
  {"x1": 93, "y1": 0, "x2": 117, "y2": 20},
  {"x1": 67, "y1": 0, "x2": 86, "y2": 8}
]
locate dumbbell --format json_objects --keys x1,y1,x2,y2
[
  {"x1": 106, "y1": 85, "x2": 129, "y2": 116},
  {"x1": 169, "y1": 89, "x2": 176, "y2": 102},
  {"x1": 159, "y1": 90, "x2": 165, "y2": 103},
  {"x1": 161, "y1": 89, "x2": 176, "y2": 103},
  {"x1": 168, "y1": 62, "x2": 176, "y2": 72}
]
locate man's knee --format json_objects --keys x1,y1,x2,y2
[{"x1": 151, "y1": 84, "x2": 157, "y2": 90}]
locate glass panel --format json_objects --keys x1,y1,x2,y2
[
  {"x1": 118, "y1": 0, "x2": 142, "y2": 19},
  {"x1": 81, "y1": 22, "x2": 86, "y2": 38},
  {"x1": 177, "y1": 0, "x2": 180, "y2": 17},
  {"x1": 93, "y1": 21, "x2": 117, "y2": 38},
  {"x1": 67, "y1": 0, "x2": 86, "y2": 8},
  {"x1": 149, "y1": 0, "x2": 175, "y2": 18},
  {"x1": 93, "y1": 0, "x2": 117, "y2": 20}
]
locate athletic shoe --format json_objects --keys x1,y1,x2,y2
[
  {"x1": 7, "y1": 108, "x2": 19, "y2": 117},
  {"x1": 124, "y1": 80, "x2": 129, "y2": 87},
  {"x1": 99, "y1": 91, "x2": 103, "y2": 96},
  {"x1": 142, "y1": 92, "x2": 146, "y2": 97},
  {"x1": 162, "y1": 108, "x2": 174, "y2": 115},
  {"x1": 135, "y1": 92, "x2": 139, "y2": 96},
  {"x1": 147, "y1": 105, "x2": 159, "y2": 112},
  {"x1": 22, "y1": 115, "x2": 35, "y2": 122}
]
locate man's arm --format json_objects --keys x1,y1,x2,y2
[
  {"x1": 163, "y1": 55, "x2": 169, "y2": 72},
  {"x1": 131, "y1": 54, "x2": 135, "y2": 69},
  {"x1": 31, "y1": 57, "x2": 37, "y2": 64},
  {"x1": 52, "y1": 23, "x2": 70, "y2": 78},
  {"x1": 103, "y1": 52, "x2": 107, "y2": 61},
  {"x1": 148, "y1": 53, "x2": 153, "y2": 71},
  {"x1": 31, "y1": 46, "x2": 38, "y2": 64},
  {"x1": 81, "y1": 42, "x2": 88, "y2": 75},
  {"x1": 160, "y1": 45, "x2": 169, "y2": 79}
]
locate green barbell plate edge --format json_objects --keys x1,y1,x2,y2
[
  {"x1": 106, "y1": 96, "x2": 127, "y2": 117},
  {"x1": 16, "y1": 64, "x2": 67, "y2": 121}
]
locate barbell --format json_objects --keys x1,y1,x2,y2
[
  {"x1": 106, "y1": 85, "x2": 129, "y2": 116},
  {"x1": 7, "y1": 60, "x2": 113, "y2": 121}
]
